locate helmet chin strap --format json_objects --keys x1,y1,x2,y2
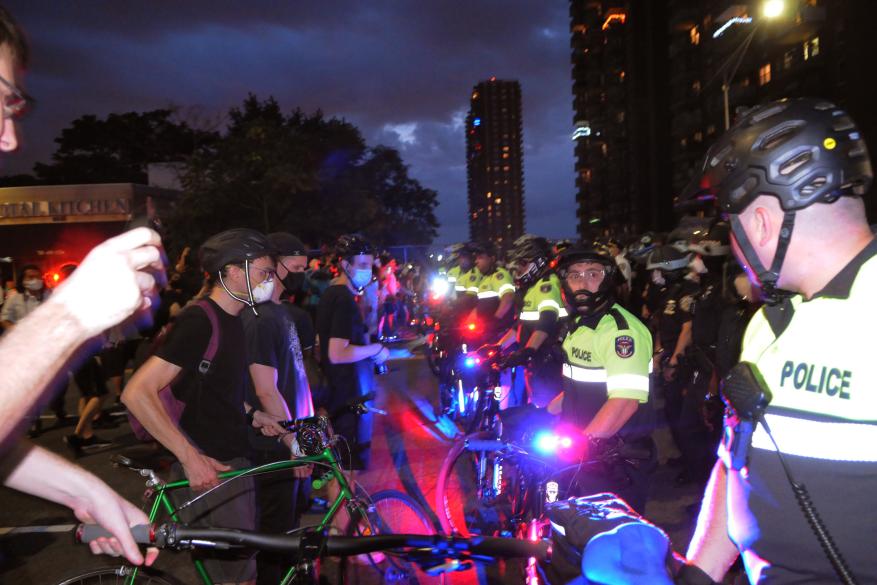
[
  {"x1": 342, "y1": 264, "x2": 370, "y2": 295},
  {"x1": 729, "y1": 212, "x2": 796, "y2": 306},
  {"x1": 218, "y1": 259, "x2": 260, "y2": 315}
]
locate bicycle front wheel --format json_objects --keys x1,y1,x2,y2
[{"x1": 56, "y1": 565, "x2": 185, "y2": 585}]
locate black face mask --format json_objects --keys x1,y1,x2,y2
[{"x1": 281, "y1": 271, "x2": 306, "y2": 293}]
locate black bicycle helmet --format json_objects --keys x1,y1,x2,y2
[
  {"x1": 199, "y1": 228, "x2": 272, "y2": 274},
  {"x1": 335, "y1": 234, "x2": 375, "y2": 261},
  {"x1": 470, "y1": 241, "x2": 497, "y2": 258},
  {"x1": 267, "y1": 232, "x2": 308, "y2": 257},
  {"x1": 688, "y1": 221, "x2": 730, "y2": 257},
  {"x1": 680, "y1": 97, "x2": 872, "y2": 214},
  {"x1": 646, "y1": 245, "x2": 690, "y2": 272},
  {"x1": 556, "y1": 243, "x2": 617, "y2": 315},
  {"x1": 508, "y1": 234, "x2": 551, "y2": 287},
  {"x1": 679, "y1": 97, "x2": 873, "y2": 303}
]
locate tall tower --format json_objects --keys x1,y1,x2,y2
[
  {"x1": 466, "y1": 78, "x2": 525, "y2": 250},
  {"x1": 569, "y1": 0, "x2": 672, "y2": 237}
]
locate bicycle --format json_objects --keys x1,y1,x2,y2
[
  {"x1": 74, "y1": 522, "x2": 550, "y2": 582},
  {"x1": 56, "y1": 412, "x2": 435, "y2": 585},
  {"x1": 436, "y1": 406, "x2": 652, "y2": 584}
]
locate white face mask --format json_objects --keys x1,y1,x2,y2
[
  {"x1": 689, "y1": 255, "x2": 708, "y2": 275},
  {"x1": 251, "y1": 278, "x2": 274, "y2": 304},
  {"x1": 651, "y1": 270, "x2": 666, "y2": 286},
  {"x1": 23, "y1": 278, "x2": 43, "y2": 292}
]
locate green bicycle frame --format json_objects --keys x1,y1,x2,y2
[{"x1": 125, "y1": 448, "x2": 356, "y2": 585}]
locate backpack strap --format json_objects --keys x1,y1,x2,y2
[{"x1": 192, "y1": 300, "x2": 221, "y2": 374}]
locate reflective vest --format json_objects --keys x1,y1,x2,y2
[
  {"x1": 560, "y1": 304, "x2": 653, "y2": 438},
  {"x1": 719, "y1": 240, "x2": 877, "y2": 583},
  {"x1": 519, "y1": 273, "x2": 568, "y2": 322}
]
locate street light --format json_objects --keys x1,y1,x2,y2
[{"x1": 719, "y1": 0, "x2": 786, "y2": 129}]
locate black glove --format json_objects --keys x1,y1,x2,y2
[
  {"x1": 675, "y1": 563, "x2": 719, "y2": 585},
  {"x1": 475, "y1": 344, "x2": 502, "y2": 360},
  {"x1": 499, "y1": 346, "x2": 536, "y2": 369}
]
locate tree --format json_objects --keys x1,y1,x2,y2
[
  {"x1": 173, "y1": 95, "x2": 439, "y2": 249},
  {"x1": 33, "y1": 109, "x2": 216, "y2": 184}
]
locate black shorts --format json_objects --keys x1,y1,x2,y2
[
  {"x1": 99, "y1": 339, "x2": 140, "y2": 378},
  {"x1": 73, "y1": 357, "x2": 107, "y2": 398}
]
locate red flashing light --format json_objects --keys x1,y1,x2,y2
[
  {"x1": 52, "y1": 273, "x2": 60, "y2": 283},
  {"x1": 467, "y1": 323, "x2": 477, "y2": 331}
]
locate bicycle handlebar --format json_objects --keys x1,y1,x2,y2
[{"x1": 76, "y1": 523, "x2": 550, "y2": 561}]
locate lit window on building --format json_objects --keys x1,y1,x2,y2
[
  {"x1": 707, "y1": 124, "x2": 716, "y2": 135},
  {"x1": 581, "y1": 168, "x2": 592, "y2": 182},
  {"x1": 694, "y1": 131, "x2": 703, "y2": 143},
  {"x1": 783, "y1": 49, "x2": 794, "y2": 70},
  {"x1": 692, "y1": 79, "x2": 701, "y2": 94},
  {"x1": 601, "y1": 143, "x2": 608, "y2": 156},
  {"x1": 502, "y1": 153, "x2": 509, "y2": 159},
  {"x1": 681, "y1": 137, "x2": 688, "y2": 147},
  {"x1": 758, "y1": 63, "x2": 771, "y2": 85},
  {"x1": 619, "y1": 70, "x2": 625, "y2": 81},
  {"x1": 804, "y1": 36, "x2": 820, "y2": 60},
  {"x1": 503, "y1": 165, "x2": 510, "y2": 172},
  {"x1": 690, "y1": 25, "x2": 700, "y2": 45},
  {"x1": 487, "y1": 191, "x2": 492, "y2": 198},
  {"x1": 495, "y1": 198, "x2": 502, "y2": 204},
  {"x1": 616, "y1": 111, "x2": 625, "y2": 123}
]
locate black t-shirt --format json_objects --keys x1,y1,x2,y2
[
  {"x1": 155, "y1": 298, "x2": 248, "y2": 461},
  {"x1": 316, "y1": 284, "x2": 373, "y2": 413},
  {"x1": 242, "y1": 302, "x2": 305, "y2": 452},
  {"x1": 656, "y1": 279, "x2": 699, "y2": 350},
  {"x1": 284, "y1": 302, "x2": 315, "y2": 350}
]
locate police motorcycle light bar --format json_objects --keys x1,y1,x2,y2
[{"x1": 722, "y1": 362, "x2": 859, "y2": 585}]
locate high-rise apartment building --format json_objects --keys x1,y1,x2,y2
[
  {"x1": 569, "y1": 0, "x2": 672, "y2": 238},
  {"x1": 466, "y1": 78, "x2": 525, "y2": 250}
]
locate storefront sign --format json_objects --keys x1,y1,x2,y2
[{"x1": 0, "y1": 197, "x2": 131, "y2": 219}]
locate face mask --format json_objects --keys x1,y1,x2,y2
[
  {"x1": 651, "y1": 270, "x2": 666, "y2": 286},
  {"x1": 351, "y1": 268, "x2": 373, "y2": 290},
  {"x1": 251, "y1": 278, "x2": 274, "y2": 304},
  {"x1": 689, "y1": 256, "x2": 708, "y2": 275},
  {"x1": 23, "y1": 279, "x2": 43, "y2": 292},
  {"x1": 281, "y1": 271, "x2": 306, "y2": 293}
]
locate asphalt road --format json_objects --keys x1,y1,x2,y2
[{"x1": 0, "y1": 352, "x2": 713, "y2": 584}]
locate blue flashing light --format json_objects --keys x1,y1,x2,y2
[
  {"x1": 534, "y1": 431, "x2": 559, "y2": 455},
  {"x1": 473, "y1": 118, "x2": 481, "y2": 127},
  {"x1": 465, "y1": 357, "x2": 476, "y2": 368}
]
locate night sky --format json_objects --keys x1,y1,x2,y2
[{"x1": 2, "y1": 1, "x2": 580, "y2": 245}]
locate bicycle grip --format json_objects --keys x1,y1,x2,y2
[
  {"x1": 76, "y1": 524, "x2": 152, "y2": 545},
  {"x1": 464, "y1": 439, "x2": 506, "y2": 452}
]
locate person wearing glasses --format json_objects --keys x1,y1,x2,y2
[
  {"x1": 0, "y1": 7, "x2": 167, "y2": 568},
  {"x1": 549, "y1": 243, "x2": 656, "y2": 513}
]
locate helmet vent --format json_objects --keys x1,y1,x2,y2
[
  {"x1": 756, "y1": 122, "x2": 803, "y2": 151},
  {"x1": 709, "y1": 144, "x2": 732, "y2": 168},
  {"x1": 849, "y1": 144, "x2": 867, "y2": 159},
  {"x1": 833, "y1": 117, "x2": 855, "y2": 132},
  {"x1": 813, "y1": 101, "x2": 836, "y2": 111},
  {"x1": 778, "y1": 150, "x2": 813, "y2": 176},
  {"x1": 751, "y1": 104, "x2": 787, "y2": 124},
  {"x1": 799, "y1": 176, "x2": 827, "y2": 197}
]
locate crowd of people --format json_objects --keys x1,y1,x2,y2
[{"x1": 2, "y1": 3, "x2": 877, "y2": 584}]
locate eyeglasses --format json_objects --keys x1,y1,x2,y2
[
  {"x1": 565, "y1": 269, "x2": 605, "y2": 282},
  {"x1": 249, "y1": 266, "x2": 276, "y2": 281},
  {"x1": 0, "y1": 73, "x2": 33, "y2": 120}
]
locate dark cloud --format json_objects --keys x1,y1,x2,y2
[{"x1": 3, "y1": 0, "x2": 578, "y2": 243}]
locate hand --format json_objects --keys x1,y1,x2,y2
[
  {"x1": 71, "y1": 475, "x2": 159, "y2": 567},
  {"x1": 499, "y1": 347, "x2": 536, "y2": 369},
  {"x1": 49, "y1": 228, "x2": 165, "y2": 337},
  {"x1": 372, "y1": 345, "x2": 390, "y2": 364},
  {"x1": 181, "y1": 452, "x2": 231, "y2": 492},
  {"x1": 253, "y1": 410, "x2": 286, "y2": 436},
  {"x1": 475, "y1": 344, "x2": 501, "y2": 360}
]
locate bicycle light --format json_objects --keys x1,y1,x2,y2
[{"x1": 533, "y1": 431, "x2": 574, "y2": 455}]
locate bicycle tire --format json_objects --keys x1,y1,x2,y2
[
  {"x1": 55, "y1": 565, "x2": 185, "y2": 585},
  {"x1": 354, "y1": 489, "x2": 436, "y2": 584},
  {"x1": 437, "y1": 431, "x2": 513, "y2": 537}
]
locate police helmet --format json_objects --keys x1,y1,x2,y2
[
  {"x1": 508, "y1": 234, "x2": 551, "y2": 287},
  {"x1": 679, "y1": 97, "x2": 872, "y2": 214},
  {"x1": 470, "y1": 241, "x2": 497, "y2": 258},
  {"x1": 688, "y1": 221, "x2": 730, "y2": 257},
  {"x1": 646, "y1": 245, "x2": 690, "y2": 272},
  {"x1": 200, "y1": 228, "x2": 272, "y2": 274},
  {"x1": 556, "y1": 243, "x2": 617, "y2": 315}
]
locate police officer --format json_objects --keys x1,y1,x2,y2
[
  {"x1": 677, "y1": 221, "x2": 732, "y2": 485},
  {"x1": 489, "y1": 234, "x2": 567, "y2": 408},
  {"x1": 468, "y1": 241, "x2": 515, "y2": 340},
  {"x1": 456, "y1": 243, "x2": 483, "y2": 317},
  {"x1": 646, "y1": 244, "x2": 698, "y2": 463},
  {"x1": 683, "y1": 98, "x2": 877, "y2": 583},
  {"x1": 443, "y1": 243, "x2": 474, "y2": 302},
  {"x1": 551, "y1": 244, "x2": 656, "y2": 513}
]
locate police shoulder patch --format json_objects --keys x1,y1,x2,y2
[
  {"x1": 540, "y1": 283, "x2": 552, "y2": 293},
  {"x1": 615, "y1": 335, "x2": 635, "y2": 358}
]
